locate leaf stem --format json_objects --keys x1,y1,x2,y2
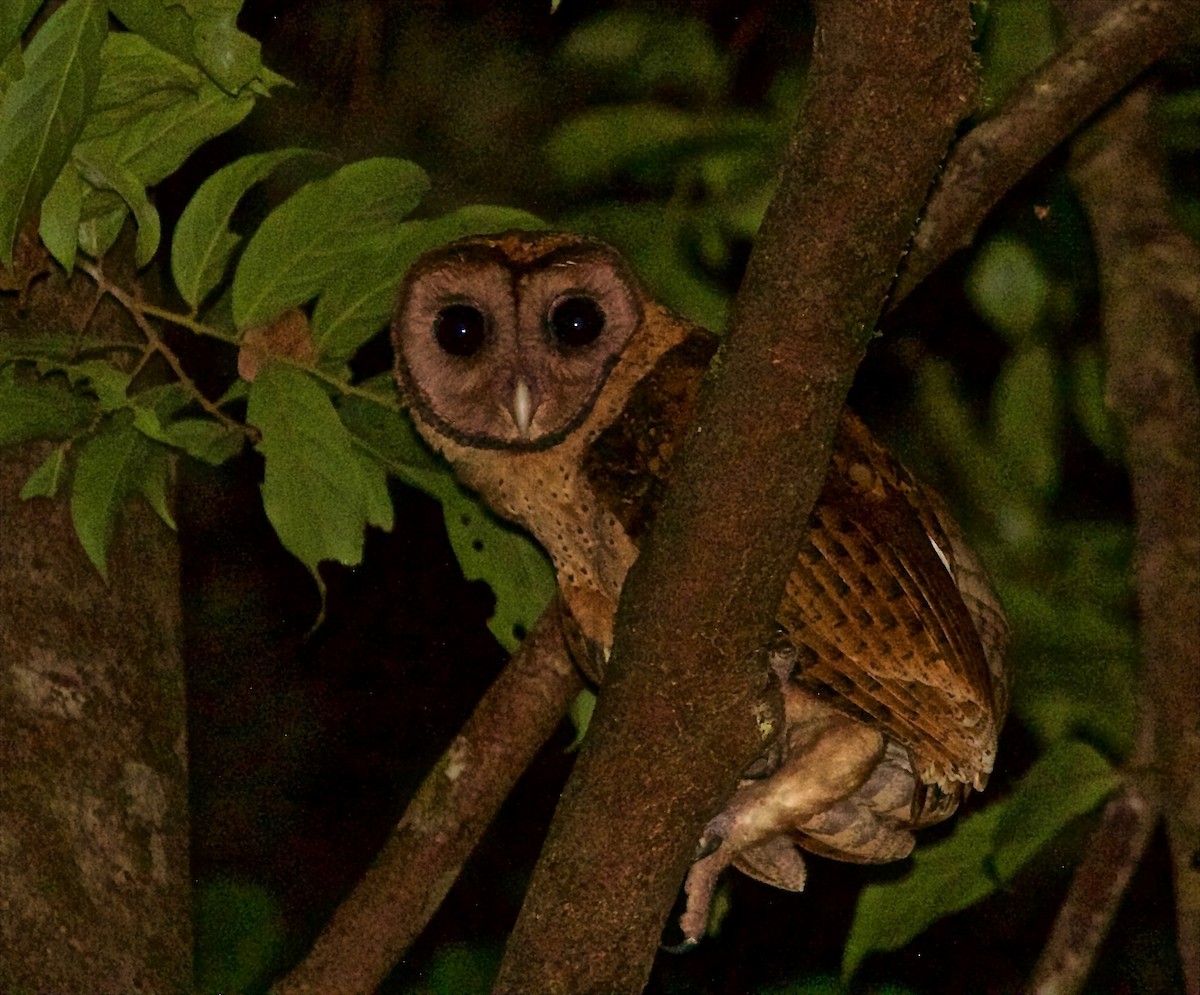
[{"x1": 78, "y1": 259, "x2": 252, "y2": 437}]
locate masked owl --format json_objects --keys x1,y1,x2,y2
[{"x1": 391, "y1": 230, "x2": 1010, "y2": 943}]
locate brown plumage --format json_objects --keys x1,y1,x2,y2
[{"x1": 392, "y1": 230, "x2": 1010, "y2": 942}]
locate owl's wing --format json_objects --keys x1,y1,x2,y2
[
  {"x1": 775, "y1": 412, "x2": 1006, "y2": 792},
  {"x1": 582, "y1": 335, "x2": 1007, "y2": 788}
]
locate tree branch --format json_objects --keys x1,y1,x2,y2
[
  {"x1": 1028, "y1": 711, "x2": 1160, "y2": 994},
  {"x1": 493, "y1": 3, "x2": 978, "y2": 992},
  {"x1": 893, "y1": 0, "x2": 1200, "y2": 306},
  {"x1": 1065, "y1": 85, "x2": 1200, "y2": 995},
  {"x1": 271, "y1": 599, "x2": 581, "y2": 995}
]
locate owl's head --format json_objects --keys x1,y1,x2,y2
[{"x1": 392, "y1": 231, "x2": 646, "y2": 451}]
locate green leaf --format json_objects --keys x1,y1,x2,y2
[
  {"x1": 0, "y1": 363, "x2": 97, "y2": 446},
  {"x1": 843, "y1": 803, "x2": 1005, "y2": 981},
  {"x1": 0, "y1": 45, "x2": 24, "y2": 106},
  {"x1": 0, "y1": 0, "x2": 106, "y2": 266},
  {"x1": 0, "y1": 334, "x2": 124, "y2": 363},
  {"x1": 108, "y1": 0, "x2": 283, "y2": 95},
  {"x1": 967, "y1": 235, "x2": 1049, "y2": 345},
  {"x1": 558, "y1": 11, "x2": 728, "y2": 103},
  {"x1": 992, "y1": 740, "x2": 1119, "y2": 883},
  {"x1": 191, "y1": 9, "x2": 265, "y2": 95},
  {"x1": 194, "y1": 876, "x2": 285, "y2": 995},
  {"x1": 108, "y1": 0, "x2": 198, "y2": 68},
  {"x1": 70, "y1": 411, "x2": 164, "y2": 577},
  {"x1": 160, "y1": 418, "x2": 245, "y2": 465},
  {"x1": 546, "y1": 104, "x2": 701, "y2": 189},
  {"x1": 233, "y1": 158, "x2": 431, "y2": 331},
  {"x1": 139, "y1": 445, "x2": 177, "y2": 530},
  {"x1": 444, "y1": 495, "x2": 555, "y2": 651},
  {"x1": 978, "y1": 0, "x2": 1059, "y2": 111},
  {"x1": 40, "y1": 161, "x2": 86, "y2": 272},
  {"x1": 1, "y1": 1, "x2": 41, "y2": 58},
  {"x1": 173, "y1": 148, "x2": 314, "y2": 310},
  {"x1": 20, "y1": 445, "x2": 70, "y2": 499},
  {"x1": 77, "y1": 189, "x2": 129, "y2": 260},
  {"x1": 844, "y1": 739, "x2": 1121, "y2": 981},
  {"x1": 561, "y1": 202, "x2": 729, "y2": 330},
  {"x1": 991, "y1": 345, "x2": 1060, "y2": 496},
  {"x1": 247, "y1": 364, "x2": 393, "y2": 575},
  {"x1": 35, "y1": 358, "x2": 132, "y2": 411},
  {"x1": 425, "y1": 941, "x2": 502, "y2": 995},
  {"x1": 84, "y1": 31, "x2": 205, "y2": 140},
  {"x1": 336, "y1": 394, "x2": 555, "y2": 651},
  {"x1": 73, "y1": 146, "x2": 162, "y2": 266},
  {"x1": 76, "y1": 74, "x2": 255, "y2": 189},
  {"x1": 566, "y1": 689, "x2": 596, "y2": 751},
  {"x1": 1006, "y1": 571, "x2": 1138, "y2": 759},
  {"x1": 66, "y1": 30, "x2": 258, "y2": 261},
  {"x1": 128, "y1": 386, "x2": 244, "y2": 465},
  {"x1": 311, "y1": 205, "x2": 546, "y2": 364},
  {"x1": 1070, "y1": 343, "x2": 1122, "y2": 462}
]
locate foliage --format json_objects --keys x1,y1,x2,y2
[
  {"x1": 843, "y1": 740, "x2": 1120, "y2": 978},
  {"x1": 544, "y1": 8, "x2": 808, "y2": 331},
  {"x1": 194, "y1": 876, "x2": 286, "y2": 994},
  {"x1": 0, "y1": 0, "x2": 553, "y2": 647}
]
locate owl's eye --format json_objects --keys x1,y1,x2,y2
[
  {"x1": 434, "y1": 304, "x2": 488, "y2": 357},
  {"x1": 548, "y1": 295, "x2": 605, "y2": 348}
]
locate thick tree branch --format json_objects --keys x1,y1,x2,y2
[
  {"x1": 0, "y1": 245, "x2": 191, "y2": 992},
  {"x1": 271, "y1": 599, "x2": 581, "y2": 995},
  {"x1": 493, "y1": 4, "x2": 978, "y2": 992},
  {"x1": 893, "y1": 0, "x2": 1200, "y2": 305},
  {"x1": 1066, "y1": 86, "x2": 1200, "y2": 995}
]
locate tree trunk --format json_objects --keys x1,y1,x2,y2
[{"x1": 0, "y1": 264, "x2": 191, "y2": 992}]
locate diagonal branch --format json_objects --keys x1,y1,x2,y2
[
  {"x1": 1027, "y1": 713, "x2": 1161, "y2": 994},
  {"x1": 271, "y1": 599, "x2": 582, "y2": 995},
  {"x1": 893, "y1": 0, "x2": 1200, "y2": 306},
  {"x1": 493, "y1": 3, "x2": 979, "y2": 992}
]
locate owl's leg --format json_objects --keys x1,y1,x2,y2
[
  {"x1": 794, "y1": 739, "x2": 965, "y2": 862},
  {"x1": 675, "y1": 705, "x2": 886, "y2": 945},
  {"x1": 793, "y1": 739, "x2": 919, "y2": 862}
]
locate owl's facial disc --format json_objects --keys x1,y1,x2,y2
[{"x1": 393, "y1": 236, "x2": 644, "y2": 451}]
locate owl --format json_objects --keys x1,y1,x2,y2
[{"x1": 391, "y1": 230, "x2": 1010, "y2": 944}]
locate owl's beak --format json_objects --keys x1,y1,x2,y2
[{"x1": 511, "y1": 380, "x2": 537, "y2": 437}]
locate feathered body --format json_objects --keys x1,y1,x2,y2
[{"x1": 393, "y1": 231, "x2": 1009, "y2": 941}]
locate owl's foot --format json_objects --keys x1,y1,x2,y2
[{"x1": 675, "y1": 828, "x2": 734, "y2": 947}]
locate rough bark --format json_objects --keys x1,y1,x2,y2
[
  {"x1": 493, "y1": 3, "x2": 978, "y2": 992},
  {"x1": 0, "y1": 264, "x2": 191, "y2": 991}
]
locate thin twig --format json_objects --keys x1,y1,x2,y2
[
  {"x1": 136, "y1": 299, "x2": 239, "y2": 343},
  {"x1": 77, "y1": 260, "x2": 251, "y2": 436},
  {"x1": 77, "y1": 260, "x2": 237, "y2": 343}
]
